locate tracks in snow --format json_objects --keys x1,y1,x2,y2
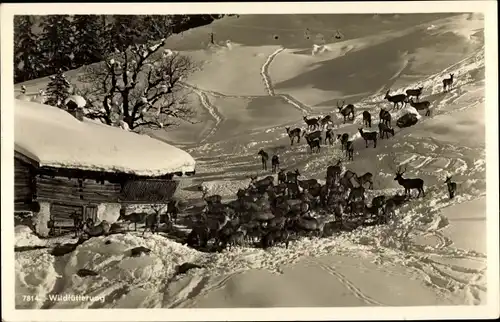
[
  {"x1": 180, "y1": 46, "x2": 313, "y2": 143},
  {"x1": 310, "y1": 259, "x2": 385, "y2": 306},
  {"x1": 186, "y1": 85, "x2": 224, "y2": 143},
  {"x1": 261, "y1": 47, "x2": 285, "y2": 96},
  {"x1": 260, "y1": 47, "x2": 312, "y2": 114},
  {"x1": 165, "y1": 272, "x2": 243, "y2": 308}
]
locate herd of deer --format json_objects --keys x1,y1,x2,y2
[
  {"x1": 70, "y1": 200, "x2": 181, "y2": 239},
  {"x1": 265, "y1": 74, "x2": 456, "y2": 163},
  {"x1": 185, "y1": 74, "x2": 458, "y2": 251},
  {"x1": 178, "y1": 153, "x2": 460, "y2": 252}
]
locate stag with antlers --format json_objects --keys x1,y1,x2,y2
[
  {"x1": 337, "y1": 101, "x2": 355, "y2": 124},
  {"x1": 394, "y1": 165, "x2": 425, "y2": 198}
]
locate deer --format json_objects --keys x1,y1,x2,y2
[
  {"x1": 69, "y1": 211, "x2": 85, "y2": 238},
  {"x1": 371, "y1": 195, "x2": 386, "y2": 213},
  {"x1": 285, "y1": 127, "x2": 301, "y2": 145},
  {"x1": 250, "y1": 175, "x2": 275, "y2": 190},
  {"x1": 271, "y1": 155, "x2": 280, "y2": 173},
  {"x1": 384, "y1": 89, "x2": 407, "y2": 109},
  {"x1": 298, "y1": 178, "x2": 319, "y2": 191},
  {"x1": 444, "y1": 176, "x2": 457, "y2": 199},
  {"x1": 142, "y1": 212, "x2": 161, "y2": 236},
  {"x1": 362, "y1": 111, "x2": 372, "y2": 128},
  {"x1": 278, "y1": 169, "x2": 286, "y2": 184},
  {"x1": 166, "y1": 200, "x2": 180, "y2": 224},
  {"x1": 303, "y1": 130, "x2": 322, "y2": 141},
  {"x1": 344, "y1": 140, "x2": 354, "y2": 161},
  {"x1": 305, "y1": 136, "x2": 321, "y2": 154},
  {"x1": 408, "y1": 98, "x2": 431, "y2": 116},
  {"x1": 347, "y1": 186, "x2": 365, "y2": 204},
  {"x1": 119, "y1": 212, "x2": 146, "y2": 231},
  {"x1": 325, "y1": 129, "x2": 335, "y2": 145},
  {"x1": 406, "y1": 86, "x2": 423, "y2": 102},
  {"x1": 337, "y1": 133, "x2": 349, "y2": 151},
  {"x1": 358, "y1": 128, "x2": 378, "y2": 148},
  {"x1": 286, "y1": 169, "x2": 301, "y2": 184},
  {"x1": 378, "y1": 122, "x2": 395, "y2": 139},
  {"x1": 320, "y1": 115, "x2": 333, "y2": 129},
  {"x1": 394, "y1": 165, "x2": 425, "y2": 198},
  {"x1": 379, "y1": 108, "x2": 392, "y2": 127},
  {"x1": 356, "y1": 172, "x2": 374, "y2": 189},
  {"x1": 337, "y1": 101, "x2": 355, "y2": 123},
  {"x1": 303, "y1": 116, "x2": 320, "y2": 131},
  {"x1": 199, "y1": 185, "x2": 223, "y2": 206},
  {"x1": 442, "y1": 73, "x2": 454, "y2": 92},
  {"x1": 326, "y1": 160, "x2": 342, "y2": 186},
  {"x1": 257, "y1": 149, "x2": 269, "y2": 170}
]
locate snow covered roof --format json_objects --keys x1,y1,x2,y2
[{"x1": 14, "y1": 99, "x2": 196, "y2": 177}]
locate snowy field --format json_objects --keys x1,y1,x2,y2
[{"x1": 11, "y1": 12, "x2": 497, "y2": 312}]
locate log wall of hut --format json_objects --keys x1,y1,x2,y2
[
  {"x1": 36, "y1": 174, "x2": 121, "y2": 226},
  {"x1": 35, "y1": 175, "x2": 122, "y2": 205},
  {"x1": 35, "y1": 172, "x2": 179, "y2": 205},
  {"x1": 14, "y1": 157, "x2": 181, "y2": 216},
  {"x1": 14, "y1": 157, "x2": 36, "y2": 211}
]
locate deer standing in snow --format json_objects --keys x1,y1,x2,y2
[
  {"x1": 258, "y1": 149, "x2": 270, "y2": 170},
  {"x1": 384, "y1": 90, "x2": 407, "y2": 109},
  {"x1": 444, "y1": 176, "x2": 457, "y2": 199},
  {"x1": 285, "y1": 127, "x2": 301, "y2": 145},
  {"x1": 408, "y1": 98, "x2": 431, "y2": 116},
  {"x1": 271, "y1": 155, "x2": 280, "y2": 173},
  {"x1": 303, "y1": 116, "x2": 320, "y2": 131},
  {"x1": 394, "y1": 165, "x2": 425, "y2": 198},
  {"x1": 362, "y1": 111, "x2": 372, "y2": 128},
  {"x1": 337, "y1": 101, "x2": 355, "y2": 123},
  {"x1": 442, "y1": 73, "x2": 454, "y2": 92},
  {"x1": 379, "y1": 108, "x2": 392, "y2": 127},
  {"x1": 406, "y1": 86, "x2": 423, "y2": 102}
]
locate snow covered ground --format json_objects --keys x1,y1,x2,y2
[{"x1": 9, "y1": 10, "x2": 498, "y2": 316}]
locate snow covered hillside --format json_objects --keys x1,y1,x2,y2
[{"x1": 13, "y1": 12, "x2": 493, "y2": 310}]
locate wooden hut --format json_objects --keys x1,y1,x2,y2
[{"x1": 14, "y1": 99, "x2": 196, "y2": 237}]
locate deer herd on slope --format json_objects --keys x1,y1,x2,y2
[
  {"x1": 257, "y1": 75, "x2": 456, "y2": 172},
  {"x1": 65, "y1": 75, "x2": 459, "y2": 252},
  {"x1": 162, "y1": 75, "x2": 459, "y2": 252}
]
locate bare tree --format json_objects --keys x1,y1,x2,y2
[{"x1": 77, "y1": 37, "x2": 200, "y2": 131}]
